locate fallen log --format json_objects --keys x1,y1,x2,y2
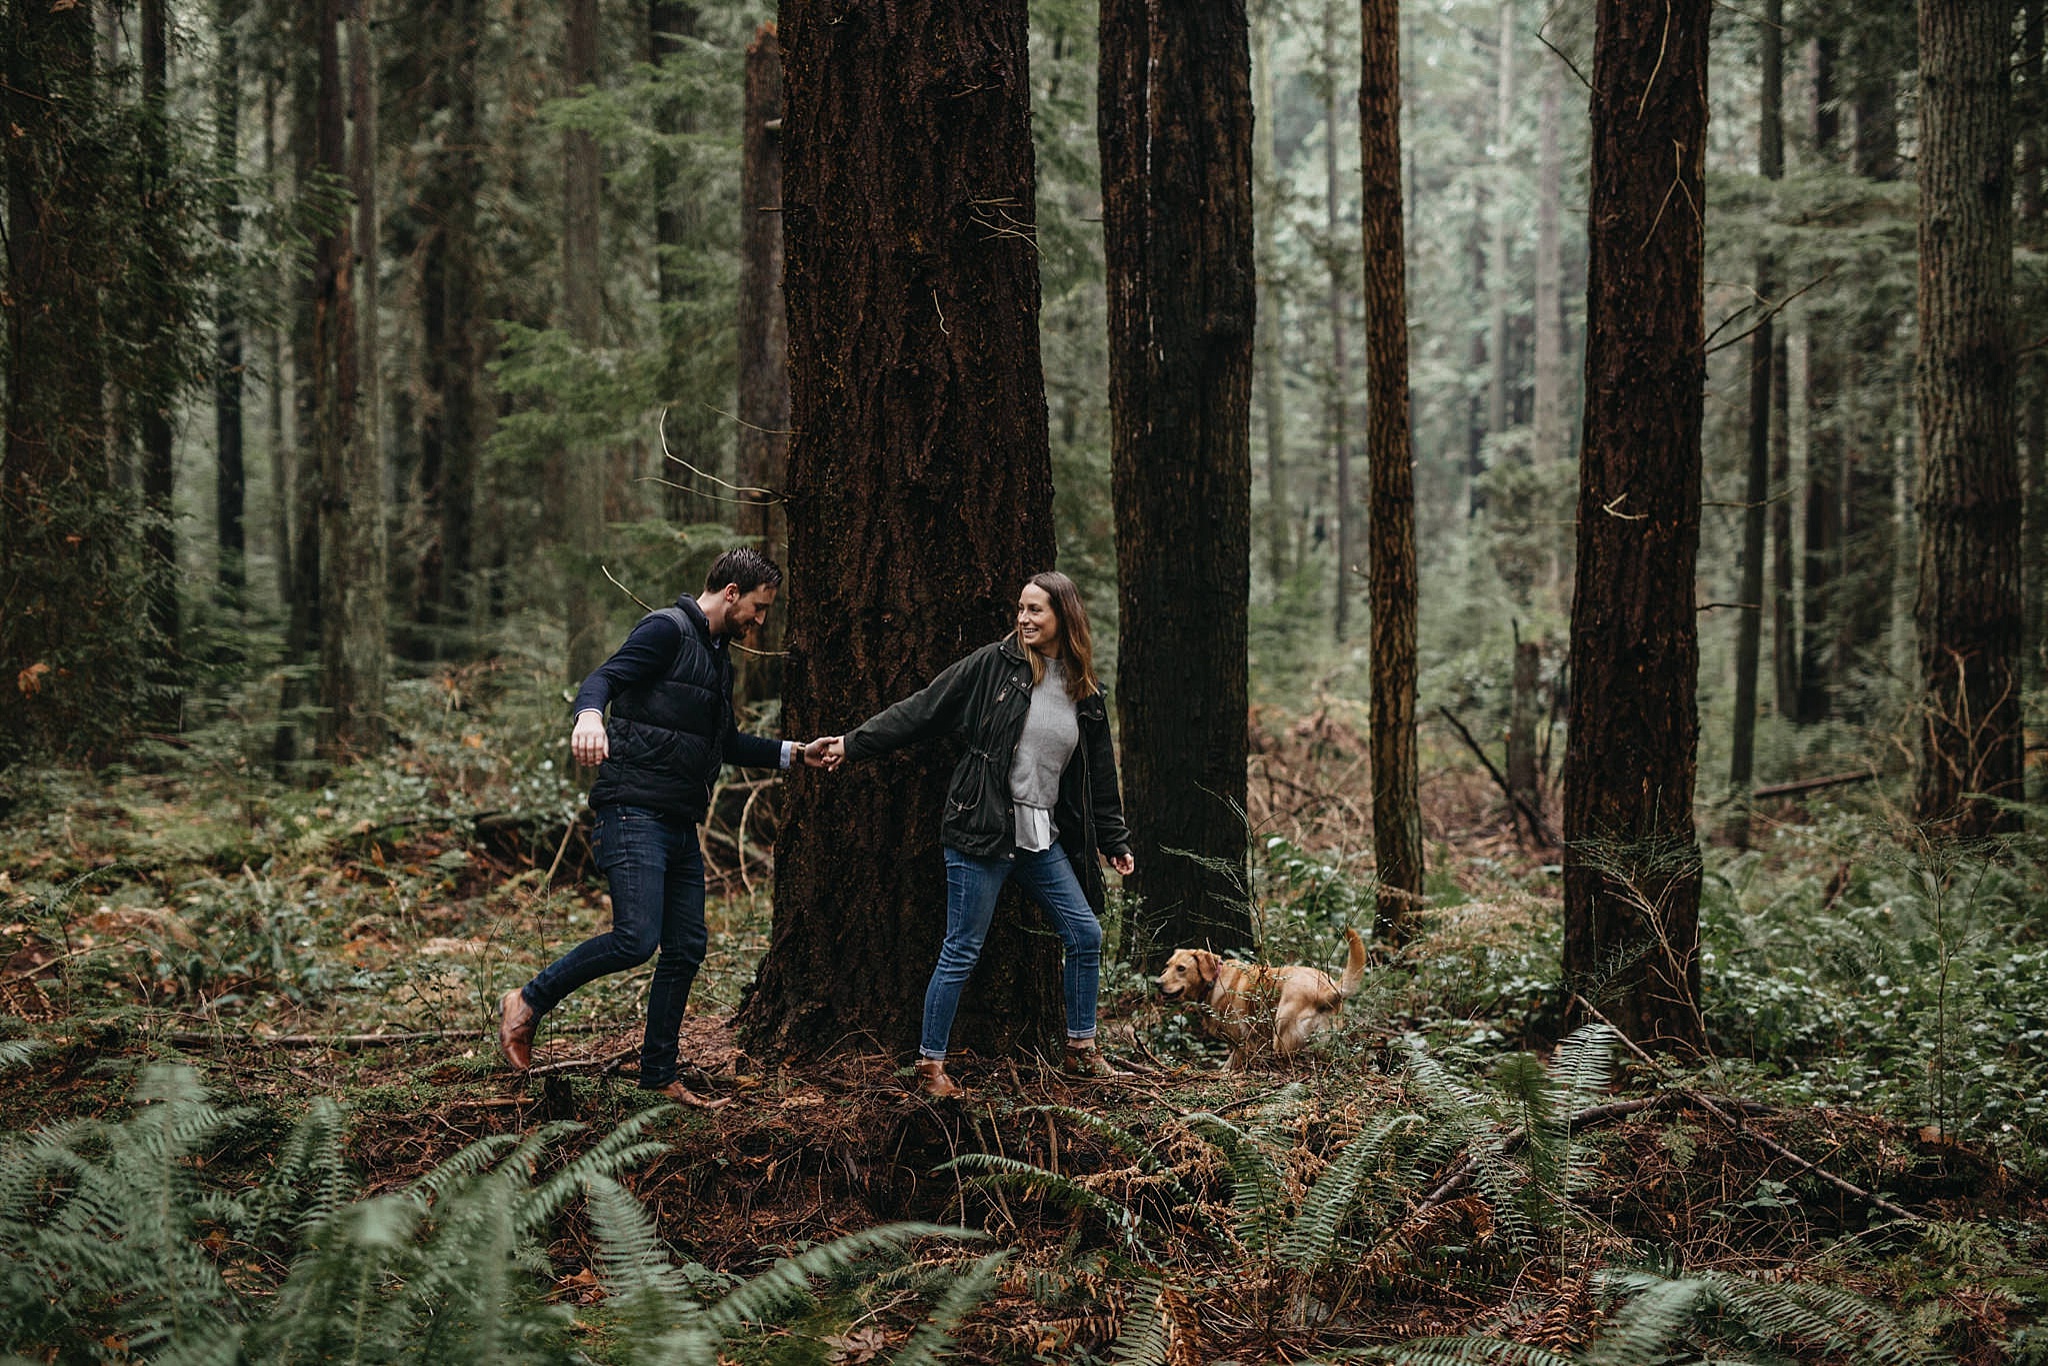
[{"x1": 1751, "y1": 768, "x2": 1877, "y2": 800}]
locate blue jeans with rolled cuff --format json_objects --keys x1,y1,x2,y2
[
  {"x1": 522, "y1": 805, "x2": 706, "y2": 1090},
  {"x1": 921, "y1": 844, "x2": 1104, "y2": 1060}
]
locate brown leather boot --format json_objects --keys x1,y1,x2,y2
[
  {"x1": 497, "y1": 988, "x2": 536, "y2": 1072},
  {"x1": 914, "y1": 1058, "x2": 966, "y2": 1100},
  {"x1": 1062, "y1": 1044, "x2": 1129, "y2": 1080}
]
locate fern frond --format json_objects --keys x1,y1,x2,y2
[
  {"x1": 1023, "y1": 1105, "x2": 1163, "y2": 1170},
  {"x1": 1183, "y1": 1112, "x2": 1288, "y2": 1255},
  {"x1": 0, "y1": 1039, "x2": 41, "y2": 1072},
  {"x1": 1278, "y1": 1113, "x2": 1423, "y2": 1270},
  {"x1": 1108, "y1": 1277, "x2": 1170, "y2": 1366},
  {"x1": 886, "y1": 1250, "x2": 1007, "y2": 1366},
  {"x1": 1700, "y1": 1271, "x2": 1932, "y2": 1366},
  {"x1": 696, "y1": 1222, "x2": 969, "y2": 1333},
  {"x1": 1546, "y1": 1024, "x2": 1618, "y2": 1105},
  {"x1": 403, "y1": 1131, "x2": 525, "y2": 1204},
  {"x1": 939, "y1": 1153, "x2": 1153, "y2": 1257},
  {"x1": 1314, "y1": 1335, "x2": 1579, "y2": 1366},
  {"x1": 1581, "y1": 1274, "x2": 1714, "y2": 1366},
  {"x1": 244, "y1": 1097, "x2": 353, "y2": 1243},
  {"x1": 522, "y1": 1104, "x2": 674, "y2": 1233},
  {"x1": 584, "y1": 1174, "x2": 694, "y2": 1310}
]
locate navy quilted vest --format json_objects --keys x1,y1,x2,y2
[{"x1": 586, "y1": 602, "x2": 732, "y2": 820}]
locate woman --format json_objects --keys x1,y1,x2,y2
[{"x1": 813, "y1": 572, "x2": 1136, "y2": 1098}]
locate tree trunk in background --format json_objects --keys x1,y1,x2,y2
[
  {"x1": 737, "y1": 0, "x2": 1064, "y2": 1057},
  {"x1": 1255, "y1": 3, "x2": 1290, "y2": 587},
  {"x1": 275, "y1": 12, "x2": 324, "y2": 772},
  {"x1": 1532, "y1": 50, "x2": 1563, "y2": 468},
  {"x1": 1102, "y1": 0, "x2": 1255, "y2": 965},
  {"x1": 2023, "y1": 1, "x2": 2046, "y2": 708},
  {"x1": 1727, "y1": 0, "x2": 1783, "y2": 844},
  {"x1": 214, "y1": 0, "x2": 246, "y2": 606},
  {"x1": 650, "y1": 0, "x2": 717, "y2": 527},
  {"x1": 560, "y1": 0, "x2": 607, "y2": 686},
  {"x1": 1325, "y1": 0, "x2": 1355, "y2": 641},
  {"x1": 1485, "y1": 0, "x2": 1514, "y2": 441},
  {"x1": 1796, "y1": 38, "x2": 1841, "y2": 725},
  {"x1": 1770, "y1": 332, "x2": 1795, "y2": 720},
  {"x1": 1914, "y1": 0, "x2": 2021, "y2": 837},
  {"x1": 264, "y1": 74, "x2": 292, "y2": 618},
  {"x1": 139, "y1": 0, "x2": 179, "y2": 665},
  {"x1": 416, "y1": 0, "x2": 481, "y2": 652},
  {"x1": 1564, "y1": 0, "x2": 1707, "y2": 1053},
  {"x1": 313, "y1": 0, "x2": 382, "y2": 758},
  {"x1": 1360, "y1": 0, "x2": 1424, "y2": 941},
  {"x1": 734, "y1": 22, "x2": 787, "y2": 702}
]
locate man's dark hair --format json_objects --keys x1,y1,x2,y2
[{"x1": 705, "y1": 546, "x2": 783, "y2": 595}]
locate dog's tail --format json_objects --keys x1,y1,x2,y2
[{"x1": 1337, "y1": 926, "x2": 1367, "y2": 998}]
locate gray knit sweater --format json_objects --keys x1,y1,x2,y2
[{"x1": 1009, "y1": 659, "x2": 1079, "y2": 851}]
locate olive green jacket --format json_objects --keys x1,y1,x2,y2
[{"x1": 844, "y1": 637, "x2": 1133, "y2": 911}]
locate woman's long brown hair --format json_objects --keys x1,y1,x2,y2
[{"x1": 1018, "y1": 571, "x2": 1102, "y2": 700}]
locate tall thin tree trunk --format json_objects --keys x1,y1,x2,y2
[
  {"x1": 264, "y1": 74, "x2": 291, "y2": 617},
  {"x1": 736, "y1": 0, "x2": 1063, "y2": 1057},
  {"x1": 2023, "y1": 0, "x2": 2046, "y2": 705},
  {"x1": 1770, "y1": 330, "x2": 1796, "y2": 720},
  {"x1": 560, "y1": 0, "x2": 607, "y2": 685},
  {"x1": 275, "y1": 13, "x2": 324, "y2": 772},
  {"x1": 140, "y1": 0, "x2": 179, "y2": 664},
  {"x1": 1485, "y1": 0, "x2": 1515, "y2": 441},
  {"x1": 734, "y1": 21, "x2": 787, "y2": 703},
  {"x1": 1563, "y1": 0, "x2": 1708, "y2": 1053},
  {"x1": 214, "y1": 0, "x2": 246, "y2": 605},
  {"x1": 1532, "y1": 50, "x2": 1563, "y2": 467},
  {"x1": 1326, "y1": 0, "x2": 1354, "y2": 640},
  {"x1": 1914, "y1": 0, "x2": 2021, "y2": 837},
  {"x1": 1255, "y1": 3, "x2": 1289, "y2": 587},
  {"x1": 1360, "y1": 0, "x2": 1424, "y2": 941},
  {"x1": 1102, "y1": 0, "x2": 1255, "y2": 965},
  {"x1": 1795, "y1": 38, "x2": 1840, "y2": 724},
  {"x1": 1507, "y1": 636, "x2": 1541, "y2": 824},
  {"x1": 1727, "y1": 0, "x2": 1783, "y2": 844},
  {"x1": 650, "y1": 0, "x2": 714, "y2": 526}
]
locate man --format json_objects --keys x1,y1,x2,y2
[{"x1": 499, "y1": 547, "x2": 820, "y2": 1105}]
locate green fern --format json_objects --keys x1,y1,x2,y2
[
  {"x1": 940, "y1": 1151, "x2": 1154, "y2": 1258},
  {"x1": 0, "y1": 1040, "x2": 39, "y2": 1073},
  {"x1": 886, "y1": 1250, "x2": 1008, "y2": 1366},
  {"x1": 1108, "y1": 1277, "x2": 1171, "y2": 1366},
  {"x1": 1183, "y1": 1111, "x2": 1289, "y2": 1254},
  {"x1": 1277, "y1": 1113, "x2": 1424, "y2": 1270}
]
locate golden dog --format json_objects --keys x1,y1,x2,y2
[{"x1": 1153, "y1": 927, "x2": 1367, "y2": 1070}]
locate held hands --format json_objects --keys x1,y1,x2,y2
[
  {"x1": 802, "y1": 736, "x2": 847, "y2": 770},
  {"x1": 570, "y1": 711, "x2": 609, "y2": 767},
  {"x1": 1107, "y1": 851, "x2": 1135, "y2": 876}
]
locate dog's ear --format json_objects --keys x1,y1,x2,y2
[{"x1": 1193, "y1": 950, "x2": 1221, "y2": 985}]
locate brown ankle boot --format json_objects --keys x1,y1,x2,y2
[
  {"x1": 497, "y1": 988, "x2": 536, "y2": 1071},
  {"x1": 914, "y1": 1058, "x2": 966, "y2": 1100},
  {"x1": 1062, "y1": 1045, "x2": 1129, "y2": 1080}
]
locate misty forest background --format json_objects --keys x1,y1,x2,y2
[{"x1": 2, "y1": 0, "x2": 2047, "y2": 1362}]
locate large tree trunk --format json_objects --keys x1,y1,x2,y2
[
  {"x1": 214, "y1": 0, "x2": 245, "y2": 606},
  {"x1": 733, "y1": 21, "x2": 788, "y2": 701},
  {"x1": 1727, "y1": 0, "x2": 1783, "y2": 843},
  {"x1": 1254, "y1": 2, "x2": 1289, "y2": 588},
  {"x1": 415, "y1": 0, "x2": 481, "y2": 651},
  {"x1": 2022, "y1": 1, "x2": 2046, "y2": 708},
  {"x1": 139, "y1": 0, "x2": 179, "y2": 664},
  {"x1": 0, "y1": 0, "x2": 129, "y2": 762},
  {"x1": 1563, "y1": 0, "x2": 1707, "y2": 1053},
  {"x1": 314, "y1": 0, "x2": 383, "y2": 758},
  {"x1": 1914, "y1": 0, "x2": 2021, "y2": 837},
  {"x1": 1326, "y1": 0, "x2": 1355, "y2": 640},
  {"x1": 736, "y1": 0, "x2": 1064, "y2": 1058},
  {"x1": 1101, "y1": 0, "x2": 1255, "y2": 965},
  {"x1": 559, "y1": 0, "x2": 607, "y2": 685},
  {"x1": 1360, "y1": 0, "x2": 1424, "y2": 941}
]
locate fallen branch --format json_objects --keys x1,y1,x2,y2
[
  {"x1": 1437, "y1": 706, "x2": 1563, "y2": 848},
  {"x1": 1752, "y1": 769, "x2": 1878, "y2": 800},
  {"x1": 1573, "y1": 995, "x2": 1920, "y2": 1223},
  {"x1": 163, "y1": 1021, "x2": 623, "y2": 1050},
  {"x1": 528, "y1": 1045, "x2": 636, "y2": 1077}
]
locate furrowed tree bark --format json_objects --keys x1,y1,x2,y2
[
  {"x1": 214, "y1": 0, "x2": 245, "y2": 606},
  {"x1": 1727, "y1": 0, "x2": 1784, "y2": 846},
  {"x1": 1913, "y1": 0, "x2": 2022, "y2": 837},
  {"x1": 734, "y1": 21, "x2": 788, "y2": 702},
  {"x1": 1563, "y1": 0, "x2": 1707, "y2": 1053},
  {"x1": 2022, "y1": 1, "x2": 2046, "y2": 708},
  {"x1": 736, "y1": 0, "x2": 1064, "y2": 1057},
  {"x1": 1360, "y1": 0, "x2": 1424, "y2": 940},
  {"x1": 559, "y1": 0, "x2": 607, "y2": 686},
  {"x1": 1326, "y1": 0, "x2": 1355, "y2": 640},
  {"x1": 1100, "y1": 0, "x2": 1256, "y2": 965},
  {"x1": 140, "y1": 0, "x2": 179, "y2": 665},
  {"x1": 314, "y1": 0, "x2": 383, "y2": 758},
  {"x1": 1507, "y1": 636, "x2": 1540, "y2": 829}
]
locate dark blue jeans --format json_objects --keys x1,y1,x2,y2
[
  {"x1": 522, "y1": 805, "x2": 706, "y2": 1090},
  {"x1": 921, "y1": 845, "x2": 1104, "y2": 1060}
]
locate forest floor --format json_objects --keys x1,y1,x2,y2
[{"x1": 1, "y1": 658, "x2": 2045, "y2": 1363}]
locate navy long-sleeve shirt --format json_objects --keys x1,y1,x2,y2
[{"x1": 574, "y1": 611, "x2": 789, "y2": 770}]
